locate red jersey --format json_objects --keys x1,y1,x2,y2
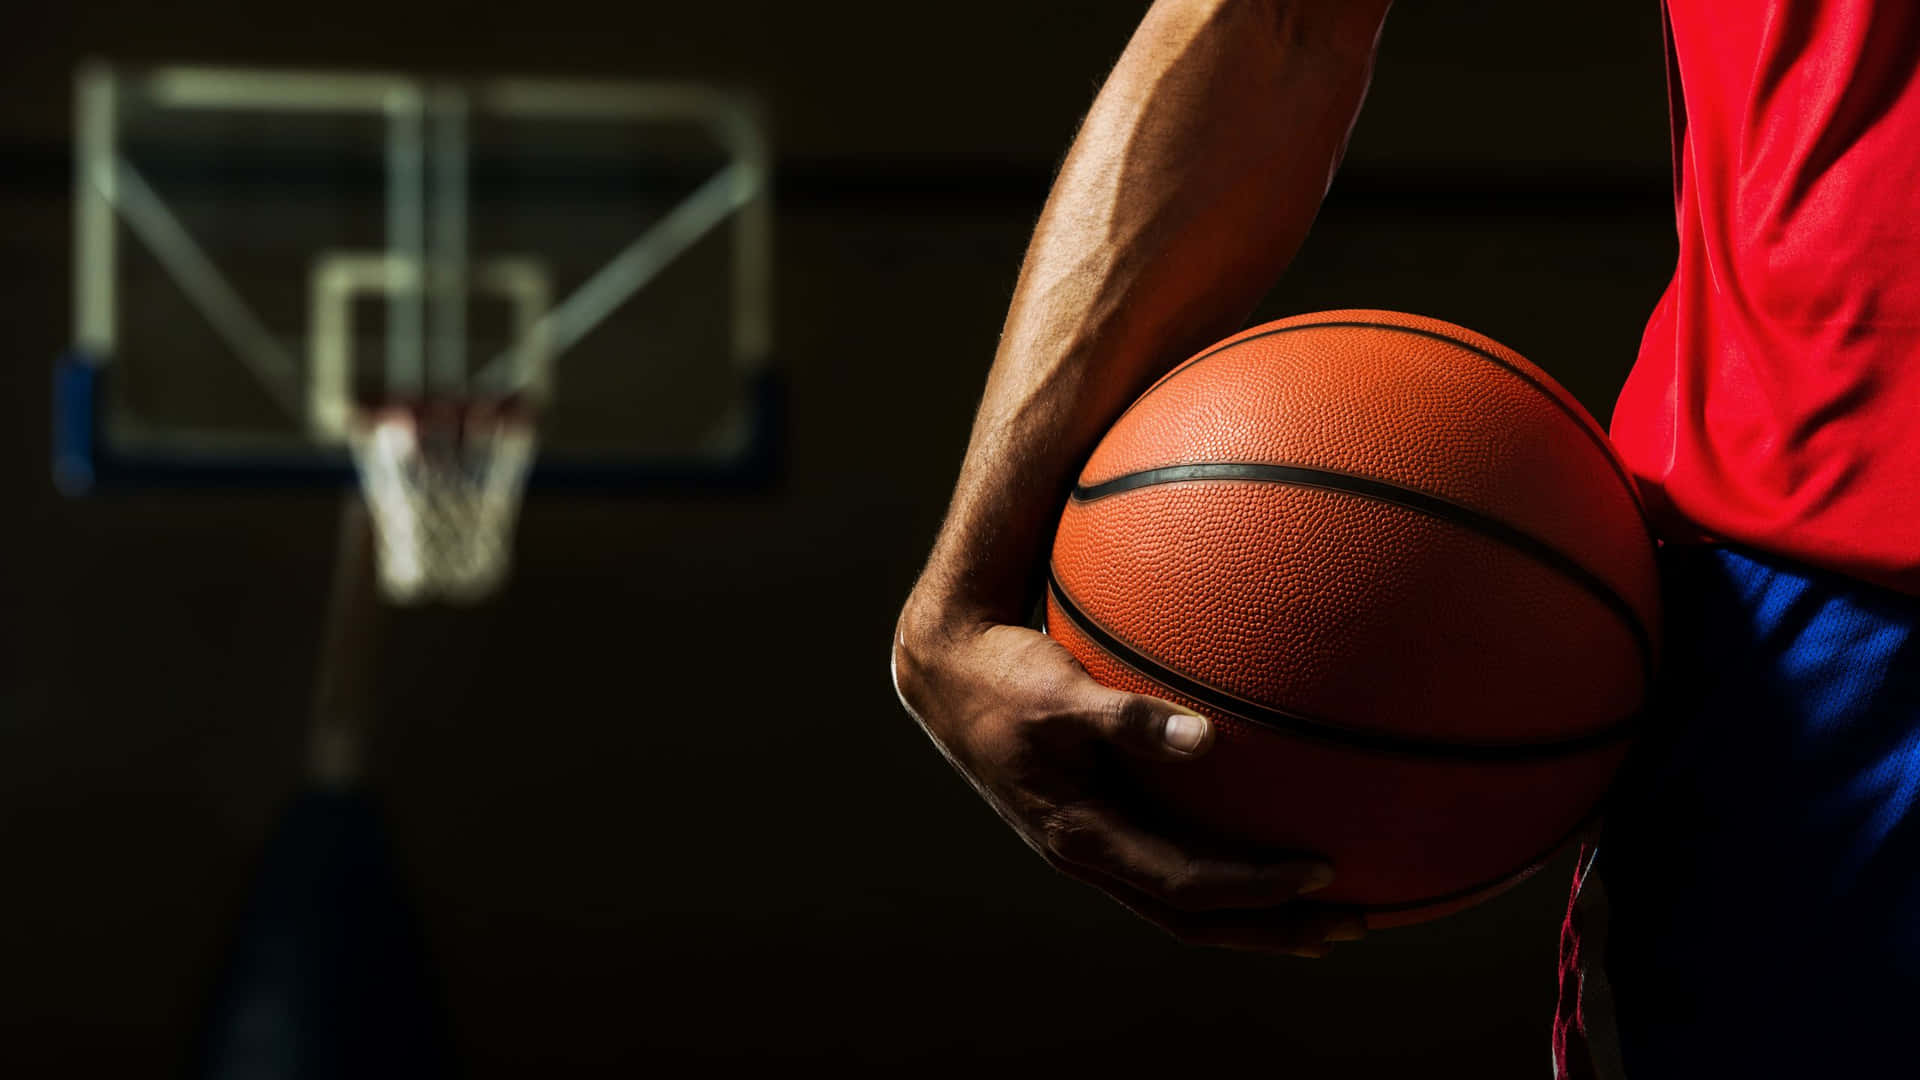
[{"x1": 1612, "y1": 0, "x2": 1920, "y2": 596}]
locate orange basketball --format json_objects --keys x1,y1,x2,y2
[{"x1": 1047, "y1": 310, "x2": 1659, "y2": 927}]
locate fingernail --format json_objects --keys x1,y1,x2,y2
[
  {"x1": 1327, "y1": 917, "x2": 1368, "y2": 942},
  {"x1": 1299, "y1": 864, "x2": 1335, "y2": 894},
  {"x1": 1164, "y1": 714, "x2": 1207, "y2": 753}
]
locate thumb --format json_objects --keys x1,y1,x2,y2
[{"x1": 1081, "y1": 687, "x2": 1215, "y2": 762}]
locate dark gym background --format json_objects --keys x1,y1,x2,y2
[{"x1": 0, "y1": 2, "x2": 1673, "y2": 1075}]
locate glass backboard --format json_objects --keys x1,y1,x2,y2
[{"x1": 55, "y1": 63, "x2": 777, "y2": 494}]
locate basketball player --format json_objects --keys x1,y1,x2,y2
[{"x1": 893, "y1": 0, "x2": 1920, "y2": 1074}]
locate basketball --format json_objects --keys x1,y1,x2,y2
[{"x1": 1046, "y1": 309, "x2": 1660, "y2": 927}]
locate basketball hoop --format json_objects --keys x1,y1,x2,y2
[{"x1": 345, "y1": 399, "x2": 536, "y2": 604}]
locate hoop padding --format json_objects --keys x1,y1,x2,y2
[{"x1": 347, "y1": 403, "x2": 536, "y2": 604}]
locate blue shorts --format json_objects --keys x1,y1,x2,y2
[{"x1": 1566, "y1": 545, "x2": 1920, "y2": 1076}]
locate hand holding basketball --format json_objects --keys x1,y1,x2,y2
[
  {"x1": 892, "y1": 611, "x2": 1364, "y2": 956},
  {"x1": 1047, "y1": 311, "x2": 1657, "y2": 926}
]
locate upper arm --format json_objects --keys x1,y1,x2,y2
[{"x1": 1264, "y1": 0, "x2": 1394, "y2": 62}]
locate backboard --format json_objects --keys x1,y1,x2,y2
[{"x1": 55, "y1": 63, "x2": 777, "y2": 495}]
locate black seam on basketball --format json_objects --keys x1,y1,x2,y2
[
  {"x1": 1050, "y1": 577, "x2": 1606, "y2": 915},
  {"x1": 1046, "y1": 573, "x2": 1639, "y2": 761},
  {"x1": 1070, "y1": 462, "x2": 1655, "y2": 690},
  {"x1": 1114, "y1": 318, "x2": 1653, "y2": 531}
]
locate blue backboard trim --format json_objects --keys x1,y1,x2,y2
[{"x1": 53, "y1": 349, "x2": 784, "y2": 496}]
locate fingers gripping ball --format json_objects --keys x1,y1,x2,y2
[{"x1": 1047, "y1": 310, "x2": 1659, "y2": 928}]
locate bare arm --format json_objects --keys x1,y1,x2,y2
[
  {"x1": 893, "y1": 0, "x2": 1391, "y2": 954},
  {"x1": 909, "y1": 0, "x2": 1390, "y2": 632}
]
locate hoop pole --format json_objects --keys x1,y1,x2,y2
[{"x1": 308, "y1": 498, "x2": 387, "y2": 786}]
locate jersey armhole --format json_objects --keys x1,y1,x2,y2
[{"x1": 1662, "y1": 0, "x2": 1688, "y2": 215}]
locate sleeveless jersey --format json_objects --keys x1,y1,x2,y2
[{"x1": 1611, "y1": 0, "x2": 1920, "y2": 595}]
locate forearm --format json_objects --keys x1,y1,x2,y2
[{"x1": 906, "y1": 0, "x2": 1391, "y2": 633}]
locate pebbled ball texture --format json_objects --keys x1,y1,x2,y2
[{"x1": 1048, "y1": 309, "x2": 1660, "y2": 927}]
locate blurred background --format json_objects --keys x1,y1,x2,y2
[{"x1": 1, "y1": 1, "x2": 1674, "y2": 1075}]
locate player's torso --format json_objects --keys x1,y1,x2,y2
[{"x1": 1612, "y1": 0, "x2": 1920, "y2": 595}]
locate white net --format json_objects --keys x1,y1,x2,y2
[{"x1": 346, "y1": 403, "x2": 536, "y2": 604}]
